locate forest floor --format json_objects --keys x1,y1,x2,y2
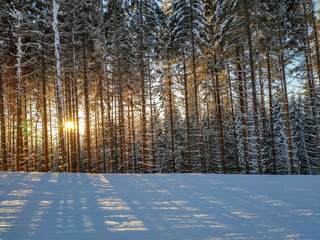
[{"x1": 0, "y1": 172, "x2": 319, "y2": 240}]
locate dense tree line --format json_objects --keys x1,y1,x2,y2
[{"x1": 0, "y1": 0, "x2": 319, "y2": 174}]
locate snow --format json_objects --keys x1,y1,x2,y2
[
  {"x1": 52, "y1": 0, "x2": 61, "y2": 86},
  {"x1": 0, "y1": 173, "x2": 319, "y2": 240}
]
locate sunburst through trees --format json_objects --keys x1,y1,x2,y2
[{"x1": 0, "y1": 0, "x2": 319, "y2": 174}]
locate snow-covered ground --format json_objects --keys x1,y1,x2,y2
[{"x1": 0, "y1": 173, "x2": 319, "y2": 240}]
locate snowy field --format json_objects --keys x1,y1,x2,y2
[{"x1": 0, "y1": 173, "x2": 319, "y2": 240}]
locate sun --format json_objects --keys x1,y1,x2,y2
[{"x1": 65, "y1": 121, "x2": 74, "y2": 129}]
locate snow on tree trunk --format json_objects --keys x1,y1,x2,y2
[
  {"x1": 52, "y1": 0, "x2": 66, "y2": 171},
  {"x1": 0, "y1": 53, "x2": 6, "y2": 171},
  {"x1": 10, "y1": 9, "x2": 23, "y2": 172}
]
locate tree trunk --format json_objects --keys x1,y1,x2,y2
[
  {"x1": 113, "y1": 3, "x2": 126, "y2": 173},
  {"x1": 244, "y1": 0, "x2": 262, "y2": 174},
  {"x1": 95, "y1": 106, "x2": 100, "y2": 172},
  {"x1": 30, "y1": 95, "x2": 33, "y2": 171},
  {"x1": 41, "y1": 49, "x2": 49, "y2": 172},
  {"x1": 236, "y1": 47, "x2": 249, "y2": 173},
  {"x1": 190, "y1": 0, "x2": 201, "y2": 170},
  {"x1": 258, "y1": 62, "x2": 268, "y2": 173},
  {"x1": 112, "y1": 78, "x2": 118, "y2": 172},
  {"x1": 49, "y1": 99, "x2": 54, "y2": 170},
  {"x1": 65, "y1": 74, "x2": 74, "y2": 172},
  {"x1": 23, "y1": 93, "x2": 28, "y2": 171},
  {"x1": 53, "y1": 0, "x2": 66, "y2": 172},
  {"x1": 34, "y1": 115, "x2": 39, "y2": 172},
  {"x1": 213, "y1": 56, "x2": 226, "y2": 174},
  {"x1": 107, "y1": 77, "x2": 114, "y2": 173},
  {"x1": 276, "y1": 0, "x2": 295, "y2": 174},
  {"x1": 99, "y1": 75, "x2": 106, "y2": 173},
  {"x1": 0, "y1": 55, "x2": 7, "y2": 171},
  {"x1": 183, "y1": 56, "x2": 192, "y2": 172},
  {"x1": 148, "y1": 59, "x2": 155, "y2": 171},
  {"x1": 168, "y1": 63, "x2": 176, "y2": 172},
  {"x1": 82, "y1": 34, "x2": 92, "y2": 173},
  {"x1": 227, "y1": 62, "x2": 240, "y2": 172},
  {"x1": 127, "y1": 99, "x2": 132, "y2": 172},
  {"x1": 9, "y1": 101, "x2": 15, "y2": 171},
  {"x1": 139, "y1": 0, "x2": 147, "y2": 173},
  {"x1": 266, "y1": 49, "x2": 277, "y2": 174},
  {"x1": 16, "y1": 27, "x2": 22, "y2": 172},
  {"x1": 130, "y1": 94, "x2": 137, "y2": 173},
  {"x1": 205, "y1": 88, "x2": 213, "y2": 172},
  {"x1": 71, "y1": 29, "x2": 81, "y2": 173}
]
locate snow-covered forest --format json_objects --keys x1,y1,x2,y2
[{"x1": 1, "y1": 0, "x2": 320, "y2": 174}]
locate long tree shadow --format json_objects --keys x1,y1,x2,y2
[
  {"x1": 105, "y1": 174, "x2": 320, "y2": 239},
  {"x1": 0, "y1": 172, "x2": 150, "y2": 240},
  {"x1": 0, "y1": 173, "x2": 319, "y2": 240}
]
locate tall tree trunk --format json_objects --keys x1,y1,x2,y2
[
  {"x1": 112, "y1": 77, "x2": 118, "y2": 172},
  {"x1": 10, "y1": 102, "x2": 15, "y2": 171},
  {"x1": 49, "y1": 99, "x2": 54, "y2": 170},
  {"x1": 0, "y1": 55, "x2": 7, "y2": 171},
  {"x1": 258, "y1": 62, "x2": 268, "y2": 173},
  {"x1": 99, "y1": 75, "x2": 106, "y2": 173},
  {"x1": 276, "y1": 0, "x2": 295, "y2": 174},
  {"x1": 266, "y1": 49, "x2": 277, "y2": 174},
  {"x1": 29, "y1": 98, "x2": 33, "y2": 171},
  {"x1": 107, "y1": 77, "x2": 114, "y2": 173},
  {"x1": 16, "y1": 21, "x2": 22, "y2": 172},
  {"x1": 227, "y1": 62, "x2": 240, "y2": 172},
  {"x1": 204, "y1": 88, "x2": 213, "y2": 172},
  {"x1": 23, "y1": 93, "x2": 28, "y2": 171},
  {"x1": 94, "y1": 105, "x2": 100, "y2": 172},
  {"x1": 130, "y1": 94, "x2": 137, "y2": 173},
  {"x1": 41, "y1": 49, "x2": 49, "y2": 172},
  {"x1": 139, "y1": 0, "x2": 147, "y2": 173},
  {"x1": 16, "y1": 94, "x2": 22, "y2": 171},
  {"x1": 34, "y1": 115, "x2": 39, "y2": 172},
  {"x1": 10, "y1": 96, "x2": 15, "y2": 171},
  {"x1": 190, "y1": 1, "x2": 201, "y2": 170},
  {"x1": 53, "y1": 0, "x2": 66, "y2": 172},
  {"x1": 71, "y1": 29, "x2": 81, "y2": 173},
  {"x1": 99, "y1": 0, "x2": 110, "y2": 173},
  {"x1": 168, "y1": 63, "x2": 176, "y2": 172},
  {"x1": 65, "y1": 74, "x2": 74, "y2": 172},
  {"x1": 114, "y1": 3, "x2": 126, "y2": 173},
  {"x1": 127, "y1": 100, "x2": 132, "y2": 172},
  {"x1": 147, "y1": 59, "x2": 155, "y2": 171},
  {"x1": 244, "y1": 0, "x2": 262, "y2": 174},
  {"x1": 213, "y1": 57, "x2": 226, "y2": 173},
  {"x1": 69, "y1": 76, "x2": 76, "y2": 172},
  {"x1": 236, "y1": 47, "x2": 249, "y2": 173},
  {"x1": 7, "y1": 104, "x2": 11, "y2": 170},
  {"x1": 71, "y1": 79, "x2": 76, "y2": 172},
  {"x1": 183, "y1": 56, "x2": 192, "y2": 172},
  {"x1": 82, "y1": 34, "x2": 92, "y2": 173}
]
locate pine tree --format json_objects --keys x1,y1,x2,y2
[{"x1": 167, "y1": 0, "x2": 208, "y2": 172}]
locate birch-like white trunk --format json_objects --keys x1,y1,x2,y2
[
  {"x1": 53, "y1": 0, "x2": 63, "y2": 115},
  {"x1": 11, "y1": 9, "x2": 23, "y2": 171},
  {"x1": 52, "y1": 0, "x2": 66, "y2": 171}
]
